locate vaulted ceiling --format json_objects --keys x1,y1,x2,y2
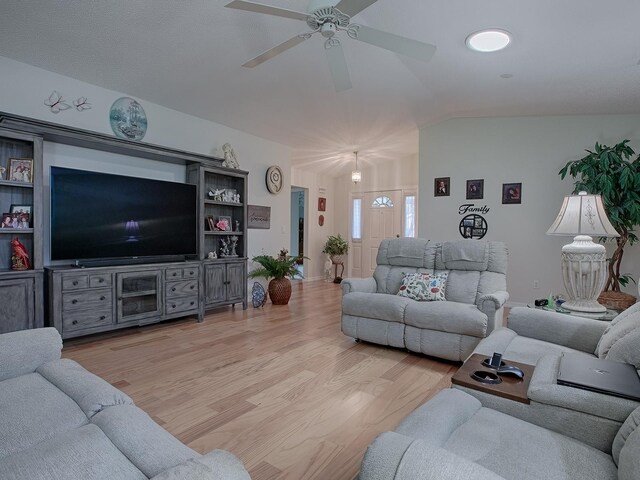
[{"x1": 1, "y1": 1, "x2": 639, "y2": 176}]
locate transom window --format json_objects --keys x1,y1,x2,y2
[{"x1": 372, "y1": 196, "x2": 393, "y2": 207}]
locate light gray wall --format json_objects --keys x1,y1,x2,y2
[
  {"x1": 0, "y1": 55, "x2": 293, "y2": 268},
  {"x1": 419, "y1": 114, "x2": 640, "y2": 305}
]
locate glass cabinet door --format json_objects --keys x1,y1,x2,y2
[{"x1": 117, "y1": 270, "x2": 162, "y2": 323}]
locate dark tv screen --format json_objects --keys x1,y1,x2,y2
[{"x1": 51, "y1": 166, "x2": 197, "y2": 261}]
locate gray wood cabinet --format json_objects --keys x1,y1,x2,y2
[
  {"x1": 204, "y1": 259, "x2": 246, "y2": 308},
  {"x1": 187, "y1": 164, "x2": 248, "y2": 311},
  {"x1": 47, "y1": 261, "x2": 202, "y2": 339},
  {"x1": 0, "y1": 127, "x2": 44, "y2": 333}
]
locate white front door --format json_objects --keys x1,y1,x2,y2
[{"x1": 361, "y1": 190, "x2": 402, "y2": 277}]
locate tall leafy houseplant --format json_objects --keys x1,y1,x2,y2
[
  {"x1": 248, "y1": 250, "x2": 304, "y2": 305},
  {"x1": 559, "y1": 140, "x2": 640, "y2": 303}
]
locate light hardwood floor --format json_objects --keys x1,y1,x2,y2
[{"x1": 63, "y1": 280, "x2": 460, "y2": 480}]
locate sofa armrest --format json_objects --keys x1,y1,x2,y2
[
  {"x1": 341, "y1": 277, "x2": 377, "y2": 296},
  {"x1": 150, "y1": 450, "x2": 251, "y2": 480},
  {"x1": 529, "y1": 355, "x2": 639, "y2": 424},
  {"x1": 507, "y1": 306, "x2": 607, "y2": 353},
  {"x1": 360, "y1": 432, "x2": 506, "y2": 480},
  {"x1": 477, "y1": 291, "x2": 509, "y2": 311},
  {"x1": 0, "y1": 327, "x2": 62, "y2": 382}
]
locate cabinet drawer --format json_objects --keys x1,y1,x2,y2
[
  {"x1": 166, "y1": 268, "x2": 183, "y2": 280},
  {"x1": 182, "y1": 267, "x2": 198, "y2": 279},
  {"x1": 63, "y1": 289, "x2": 112, "y2": 311},
  {"x1": 166, "y1": 279, "x2": 198, "y2": 298},
  {"x1": 62, "y1": 275, "x2": 89, "y2": 291},
  {"x1": 63, "y1": 309, "x2": 112, "y2": 332},
  {"x1": 89, "y1": 273, "x2": 112, "y2": 288},
  {"x1": 165, "y1": 295, "x2": 198, "y2": 315}
]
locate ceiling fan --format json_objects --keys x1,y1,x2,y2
[{"x1": 225, "y1": 0, "x2": 436, "y2": 92}]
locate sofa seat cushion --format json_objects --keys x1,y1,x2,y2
[
  {"x1": 445, "y1": 405, "x2": 617, "y2": 480},
  {"x1": 92, "y1": 404, "x2": 198, "y2": 478},
  {"x1": 0, "y1": 372, "x2": 88, "y2": 460},
  {"x1": 0, "y1": 424, "x2": 147, "y2": 480},
  {"x1": 404, "y1": 300, "x2": 488, "y2": 337},
  {"x1": 342, "y1": 292, "x2": 410, "y2": 324},
  {"x1": 472, "y1": 327, "x2": 591, "y2": 365}
]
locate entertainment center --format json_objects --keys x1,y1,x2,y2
[{"x1": 0, "y1": 112, "x2": 248, "y2": 339}]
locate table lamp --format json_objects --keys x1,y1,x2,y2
[{"x1": 546, "y1": 191, "x2": 619, "y2": 313}]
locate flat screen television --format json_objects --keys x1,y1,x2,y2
[{"x1": 50, "y1": 166, "x2": 197, "y2": 263}]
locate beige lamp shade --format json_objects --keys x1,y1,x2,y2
[{"x1": 546, "y1": 192, "x2": 619, "y2": 237}]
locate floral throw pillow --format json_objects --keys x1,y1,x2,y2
[{"x1": 397, "y1": 272, "x2": 448, "y2": 301}]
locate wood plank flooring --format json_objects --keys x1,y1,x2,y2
[{"x1": 63, "y1": 280, "x2": 460, "y2": 480}]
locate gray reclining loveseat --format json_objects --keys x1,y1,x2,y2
[
  {"x1": 0, "y1": 328, "x2": 251, "y2": 480},
  {"x1": 341, "y1": 238, "x2": 509, "y2": 361}
]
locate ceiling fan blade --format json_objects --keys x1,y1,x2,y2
[
  {"x1": 353, "y1": 25, "x2": 436, "y2": 63},
  {"x1": 325, "y1": 41, "x2": 352, "y2": 92},
  {"x1": 334, "y1": 0, "x2": 379, "y2": 17},
  {"x1": 225, "y1": 0, "x2": 309, "y2": 22},
  {"x1": 242, "y1": 35, "x2": 307, "y2": 67}
]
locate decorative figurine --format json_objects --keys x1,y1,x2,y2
[
  {"x1": 229, "y1": 236, "x2": 238, "y2": 257},
  {"x1": 208, "y1": 188, "x2": 225, "y2": 201},
  {"x1": 220, "y1": 238, "x2": 230, "y2": 257},
  {"x1": 234, "y1": 220, "x2": 240, "y2": 232},
  {"x1": 207, "y1": 251, "x2": 217, "y2": 259},
  {"x1": 222, "y1": 143, "x2": 240, "y2": 169},
  {"x1": 11, "y1": 238, "x2": 30, "y2": 270}
]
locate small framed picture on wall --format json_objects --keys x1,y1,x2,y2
[
  {"x1": 434, "y1": 177, "x2": 450, "y2": 197},
  {"x1": 466, "y1": 179, "x2": 484, "y2": 200},
  {"x1": 318, "y1": 197, "x2": 326, "y2": 212},
  {"x1": 502, "y1": 183, "x2": 522, "y2": 204}
]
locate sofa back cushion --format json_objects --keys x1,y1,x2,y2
[
  {"x1": 374, "y1": 239, "x2": 507, "y2": 305},
  {"x1": 596, "y1": 303, "x2": 640, "y2": 368},
  {"x1": 613, "y1": 405, "x2": 640, "y2": 478}
]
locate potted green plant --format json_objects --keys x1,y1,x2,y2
[
  {"x1": 559, "y1": 139, "x2": 640, "y2": 309},
  {"x1": 248, "y1": 249, "x2": 305, "y2": 305},
  {"x1": 322, "y1": 234, "x2": 349, "y2": 265}
]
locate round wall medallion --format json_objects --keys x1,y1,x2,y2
[
  {"x1": 109, "y1": 97, "x2": 147, "y2": 141},
  {"x1": 265, "y1": 165, "x2": 283, "y2": 194}
]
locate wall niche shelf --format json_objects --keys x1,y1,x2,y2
[{"x1": 0, "y1": 111, "x2": 249, "y2": 337}]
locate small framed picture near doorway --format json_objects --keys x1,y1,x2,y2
[
  {"x1": 318, "y1": 197, "x2": 326, "y2": 212},
  {"x1": 466, "y1": 179, "x2": 484, "y2": 200},
  {"x1": 502, "y1": 182, "x2": 522, "y2": 204},
  {"x1": 434, "y1": 177, "x2": 450, "y2": 197}
]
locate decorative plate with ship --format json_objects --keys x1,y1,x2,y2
[{"x1": 109, "y1": 97, "x2": 148, "y2": 141}]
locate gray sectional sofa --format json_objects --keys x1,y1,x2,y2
[
  {"x1": 341, "y1": 238, "x2": 508, "y2": 361},
  {"x1": 359, "y1": 388, "x2": 640, "y2": 480},
  {"x1": 0, "y1": 328, "x2": 251, "y2": 480}
]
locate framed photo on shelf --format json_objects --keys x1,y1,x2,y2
[
  {"x1": 206, "y1": 215, "x2": 215, "y2": 231},
  {"x1": 1, "y1": 213, "x2": 15, "y2": 229},
  {"x1": 502, "y1": 182, "x2": 522, "y2": 204},
  {"x1": 8, "y1": 158, "x2": 33, "y2": 183},
  {"x1": 466, "y1": 179, "x2": 484, "y2": 200},
  {"x1": 434, "y1": 177, "x2": 450, "y2": 197},
  {"x1": 10, "y1": 205, "x2": 31, "y2": 228},
  {"x1": 216, "y1": 216, "x2": 232, "y2": 232}
]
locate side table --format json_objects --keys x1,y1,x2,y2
[
  {"x1": 451, "y1": 354, "x2": 535, "y2": 404},
  {"x1": 527, "y1": 304, "x2": 618, "y2": 321}
]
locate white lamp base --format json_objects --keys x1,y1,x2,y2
[{"x1": 561, "y1": 235, "x2": 607, "y2": 313}]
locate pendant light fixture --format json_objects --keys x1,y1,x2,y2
[{"x1": 351, "y1": 151, "x2": 362, "y2": 183}]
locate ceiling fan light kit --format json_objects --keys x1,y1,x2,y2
[
  {"x1": 466, "y1": 29, "x2": 512, "y2": 53},
  {"x1": 225, "y1": 0, "x2": 437, "y2": 91}
]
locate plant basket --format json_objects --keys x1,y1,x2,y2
[
  {"x1": 598, "y1": 291, "x2": 637, "y2": 312},
  {"x1": 268, "y1": 277, "x2": 292, "y2": 305},
  {"x1": 330, "y1": 254, "x2": 345, "y2": 265}
]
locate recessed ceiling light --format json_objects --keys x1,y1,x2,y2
[{"x1": 466, "y1": 29, "x2": 512, "y2": 53}]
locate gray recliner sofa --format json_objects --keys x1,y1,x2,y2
[
  {"x1": 0, "y1": 328, "x2": 251, "y2": 480},
  {"x1": 460, "y1": 303, "x2": 640, "y2": 452},
  {"x1": 341, "y1": 238, "x2": 509, "y2": 361},
  {"x1": 359, "y1": 388, "x2": 640, "y2": 480}
]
